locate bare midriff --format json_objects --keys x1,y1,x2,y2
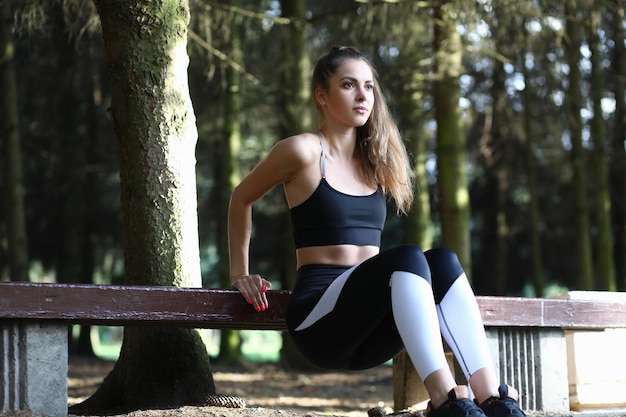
[{"x1": 295, "y1": 245, "x2": 379, "y2": 270}]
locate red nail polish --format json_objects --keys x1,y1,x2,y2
[
  {"x1": 248, "y1": 299, "x2": 253, "y2": 304},
  {"x1": 255, "y1": 305, "x2": 261, "y2": 312},
  {"x1": 262, "y1": 286, "x2": 267, "y2": 292}
]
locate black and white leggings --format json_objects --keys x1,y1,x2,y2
[{"x1": 285, "y1": 245, "x2": 492, "y2": 382}]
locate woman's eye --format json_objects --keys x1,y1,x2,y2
[{"x1": 343, "y1": 82, "x2": 354, "y2": 88}]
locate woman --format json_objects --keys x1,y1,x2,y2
[{"x1": 228, "y1": 46, "x2": 525, "y2": 417}]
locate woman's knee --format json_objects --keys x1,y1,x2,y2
[
  {"x1": 386, "y1": 244, "x2": 431, "y2": 282},
  {"x1": 424, "y1": 247, "x2": 466, "y2": 301}
]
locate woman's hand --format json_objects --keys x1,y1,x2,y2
[{"x1": 231, "y1": 274, "x2": 272, "y2": 311}]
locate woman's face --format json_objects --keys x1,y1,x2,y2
[{"x1": 318, "y1": 59, "x2": 375, "y2": 128}]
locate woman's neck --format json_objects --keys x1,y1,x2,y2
[{"x1": 319, "y1": 126, "x2": 356, "y2": 159}]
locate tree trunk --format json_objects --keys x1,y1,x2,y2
[
  {"x1": 217, "y1": 0, "x2": 243, "y2": 365},
  {"x1": 0, "y1": 0, "x2": 29, "y2": 282},
  {"x1": 394, "y1": 14, "x2": 432, "y2": 252},
  {"x1": 278, "y1": 0, "x2": 313, "y2": 370},
  {"x1": 74, "y1": 29, "x2": 108, "y2": 357},
  {"x1": 564, "y1": 0, "x2": 594, "y2": 290},
  {"x1": 610, "y1": 0, "x2": 626, "y2": 291},
  {"x1": 485, "y1": 4, "x2": 518, "y2": 295},
  {"x1": 404, "y1": 111, "x2": 431, "y2": 251},
  {"x1": 432, "y1": 1, "x2": 471, "y2": 273},
  {"x1": 521, "y1": 20, "x2": 545, "y2": 297},
  {"x1": 49, "y1": 5, "x2": 97, "y2": 356},
  {"x1": 70, "y1": 0, "x2": 214, "y2": 412},
  {"x1": 56, "y1": 33, "x2": 88, "y2": 289},
  {"x1": 278, "y1": 0, "x2": 310, "y2": 290},
  {"x1": 588, "y1": 7, "x2": 616, "y2": 291},
  {"x1": 478, "y1": 57, "x2": 509, "y2": 295},
  {"x1": 392, "y1": 14, "x2": 432, "y2": 411}
]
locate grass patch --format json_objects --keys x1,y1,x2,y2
[{"x1": 88, "y1": 326, "x2": 282, "y2": 362}]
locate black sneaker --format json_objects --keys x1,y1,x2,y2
[
  {"x1": 427, "y1": 387, "x2": 487, "y2": 417},
  {"x1": 478, "y1": 384, "x2": 526, "y2": 417}
]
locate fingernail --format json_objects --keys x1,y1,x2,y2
[
  {"x1": 255, "y1": 305, "x2": 261, "y2": 312},
  {"x1": 262, "y1": 286, "x2": 267, "y2": 292},
  {"x1": 248, "y1": 299, "x2": 253, "y2": 304}
]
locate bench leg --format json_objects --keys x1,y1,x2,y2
[
  {"x1": 1, "y1": 321, "x2": 68, "y2": 417},
  {"x1": 392, "y1": 350, "x2": 456, "y2": 411},
  {"x1": 486, "y1": 327, "x2": 569, "y2": 413}
]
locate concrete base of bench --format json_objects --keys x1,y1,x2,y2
[
  {"x1": 1, "y1": 321, "x2": 68, "y2": 417},
  {"x1": 409, "y1": 327, "x2": 568, "y2": 413},
  {"x1": 563, "y1": 291, "x2": 626, "y2": 411},
  {"x1": 486, "y1": 327, "x2": 569, "y2": 412}
]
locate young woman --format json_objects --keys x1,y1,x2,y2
[{"x1": 228, "y1": 46, "x2": 525, "y2": 417}]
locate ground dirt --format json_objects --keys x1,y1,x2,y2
[
  {"x1": 5, "y1": 357, "x2": 625, "y2": 417},
  {"x1": 0, "y1": 356, "x2": 399, "y2": 417}
]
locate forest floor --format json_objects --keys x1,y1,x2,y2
[
  {"x1": 1, "y1": 356, "x2": 401, "y2": 417},
  {"x1": 3, "y1": 356, "x2": 626, "y2": 417}
]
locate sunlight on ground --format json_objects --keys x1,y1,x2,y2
[
  {"x1": 68, "y1": 357, "x2": 396, "y2": 417},
  {"x1": 211, "y1": 365, "x2": 395, "y2": 417}
]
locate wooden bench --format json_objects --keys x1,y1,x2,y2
[
  {"x1": 0, "y1": 283, "x2": 292, "y2": 330},
  {"x1": 1, "y1": 282, "x2": 626, "y2": 417}
]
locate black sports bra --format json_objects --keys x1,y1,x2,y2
[{"x1": 289, "y1": 134, "x2": 386, "y2": 249}]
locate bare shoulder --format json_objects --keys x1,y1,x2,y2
[
  {"x1": 232, "y1": 132, "x2": 321, "y2": 204},
  {"x1": 272, "y1": 132, "x2": 320, "y2": 165},
  {"x1": 263, "y1": 132, "x2": 321, "y2": 181},
  {"x1": 279, "y1": 133, "x2": 324, "y2": 206}
]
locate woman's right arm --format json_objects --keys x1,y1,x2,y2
[
  {"x1": 227, "y1": 135, "x2": 312, "y2": 311},
  {"x1": 228, "y1": 184, "x2": 271, "y2": 311}
]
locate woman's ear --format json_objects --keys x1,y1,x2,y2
[{"x1": 314, "y1": 88, "x2": 327, "y2": 106}]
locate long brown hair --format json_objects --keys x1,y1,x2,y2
[{"x1": 311, "y1": 46, "x2": 414, "y2": 213}]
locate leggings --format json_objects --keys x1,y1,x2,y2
[{"x1": 285, "y1": 245, "x2": 492, "y2": 381}]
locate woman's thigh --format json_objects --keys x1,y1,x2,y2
[{"x1": 287, "y1": 245, "x2": 431, "y2": 369}]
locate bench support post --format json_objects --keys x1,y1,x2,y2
[
  {"x1": 1, "y1": 321, "x2": 68, "y2": 417},
  {"x1": 486, "y1": 327, "x2": 569, "y2": 412}
]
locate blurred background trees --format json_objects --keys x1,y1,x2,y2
[{"x1": 1, "y1": 0, "x2": 625, "y2": 353}]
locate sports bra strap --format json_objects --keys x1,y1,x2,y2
[{"x1": 317, "y1": 132, "x2": 326, "y2": 178}]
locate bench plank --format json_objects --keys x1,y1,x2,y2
[
  {"x1": 476, "y1": 295, "x2": 626, "y2": 329},
  {"x1": 0, "y1": 282, "x2": 290, "y2": 330},
  {"x1": 1, "y1": 282, "x2": 625, "y2": 330}
]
